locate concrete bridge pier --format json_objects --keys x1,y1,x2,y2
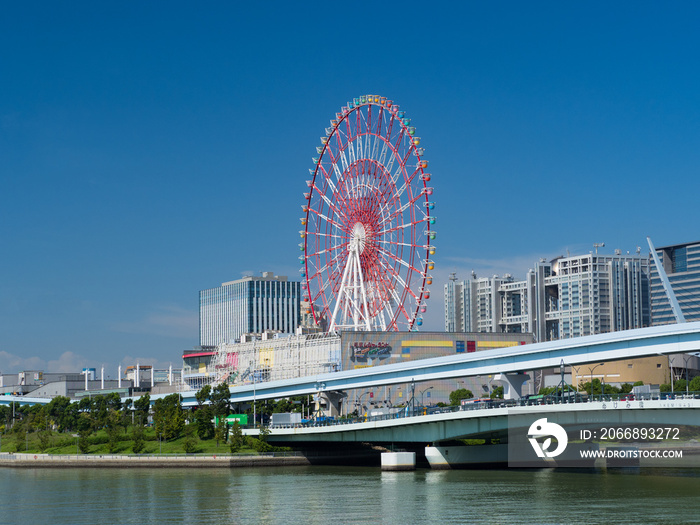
[
  {"x1": 381, "y1": 451, "x2": 416, "y2": 471},
  {"x1": 317, "y1": 390, "x2": 347, "y2": 417},
  {"x1": 492, "y1": 372, "x2": 530, "y2": 400}
]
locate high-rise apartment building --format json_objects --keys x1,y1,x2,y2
[
  {"x1": 199, "y1": 272, "x2": 300, "y2": 346},
  {"x1": 650, "y1": 241, "x2": 700, "y2": 325},
  {"x1": 444, "y1": 273, "x2": 474, "y2": 332},
  {"x1": 444, "y1": 273, "x2": 515, "y2": 333},
  {"x1": 445, "y1": 251, "x2": 651, "y2": 342},
  {"x1": 538, "y1": 253, "x2": 650, "y2": 340},
  {"x1": 500, "y1": 272, "x2": 534, "y2": 334}
]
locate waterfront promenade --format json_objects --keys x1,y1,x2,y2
[{"x1": 0, "y1": 451, "x2": 311, "y2": 468}]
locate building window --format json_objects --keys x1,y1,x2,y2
[{"x1": 671, "y1": 247, "x2": 687, "y2": 273}]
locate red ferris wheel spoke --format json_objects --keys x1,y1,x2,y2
[{"x1": 375, "y1": 243, "x2": 423, "y2": 279}]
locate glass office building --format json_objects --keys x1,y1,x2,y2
[
  {"x1": 199, "y1": 272, "x2": 301, "y2": 346},
  {"x1": 651, "y1": 241, "x2": 700, "y2": 325}
]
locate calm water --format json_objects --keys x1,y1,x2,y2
[{"x1": 2, "y1": 466, "x2": 700, "y2": 524}]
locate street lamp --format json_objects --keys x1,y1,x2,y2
[
  {"x1": 356, "y1": 391, "x2": 370, "y2": 418},
  {"x1": 410, "y1": 379, "x2": 416, "y2": 415},
  {"x1": 587, "y1": 363, "x2": 605, "y2": 399},
  {"x1": 252, "y1": 364, "x2": 257, "y2": 428},
  {"x1": 558, "y1": 359, "x2": 566, "y2": 401},
  {"x1": 419, "y1": 386, "x2": 434, "y2": 407},
  {"x1": 571, "y1": 365, "x2": 583, "y2": 393},
  {"x1": 681, "y1": 355, "x2": 693, "y2": 395}
]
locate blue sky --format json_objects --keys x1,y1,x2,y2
[{"x1": 2, "y1": 2, "x2": 700, "y2": 376}]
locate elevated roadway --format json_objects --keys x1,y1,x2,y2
[
  {"x1": 196, "y1": 321, "x2": 700, "y2": 405},
  {"x1": 2, "y1": 322, "x2": 700, "y2": 407}
]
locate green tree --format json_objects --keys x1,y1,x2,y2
[
  {"x1": 210, "y1": 383, "x2": 231, "y2": 420},
  {"x1": 449, "y1": 388, "x2": 474, "y2": 406},
  {"x1": 229, "y1": 421, "x2": 244, "y2": 453},
  {"x1": 104, "y1": 392, "x2": 123, "y2": 412},
  {"x1": 105, "y1": 409, "x2": 122, "y2": 453},
  {"x1": 689, "y1": 376, "x2": 700, "y2": 392},
  {"x1": 133, "y1": 394, "x2": 151, "y2": 426},
  {"x1": 490, "y1": 386, "x2": 504, "y2": 399},
  {"x1": 46, "y1": 396, "x2": 74, "y2": 432},
  {"x1": 182, "y1": 423, "x2": 197, "y2": 454},
  {"x1": 153, "y1": 394, "x2": 185, "y2": 441},
  {"x1": 580, "y1": 379, "x2": 604, "y2": 396},
  {"x1": 674, "y1": 379, "x2": 688, "y2": 392},
  {"x1": 121, "y1": 399, "x2": 133, "y2": 432},
  {"x1": 77, "y1": 413, "x2": 92, "y2": 454},
  {"x1": 131, "y1": 424, "x2": 145, "y2": 454},
  {"x1": 195, "y1": 385, "x2": 212, "y2": 407},
  {"x1": 214, "y1": 422, "x2": 227, "y2": 447},
  {"x1": 11, "y1": 434, "x2": 23, "y2": 453},
  {"x1": 194, "y1": 405, "x2": 215, "y2": 439},
  {"x1": 37, "y1": 430, "x2": 52, "y2": 452}
]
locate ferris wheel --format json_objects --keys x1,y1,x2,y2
[{"x1": 299, "y1": 95, "x2": 436, "y2": 332}]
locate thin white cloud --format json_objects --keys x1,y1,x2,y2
[
  {"x1": 0, "y1": 349, "x2": 182, "y2": 377},
  {"x1": 0, "y1": 350, "x2": 94, "y2": 375},
  {"x1": 112, "y1": 304, "x2": 197, "y2": 339},
  {"x1": 46, "y1": 351, "x2": 86, "y2": 373},
  {"x1": 0, "y1": 351, "x2": 45, "y2": 372}
]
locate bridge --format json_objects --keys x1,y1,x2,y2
[
  {"x1": 255, "y1": 395, "x2": 700, "y2": 469},
  {"x1": 255, "y1": 396, "x2": 699, "y2": 444}
]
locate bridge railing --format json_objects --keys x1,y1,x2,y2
[{"x1": 264, "y1": 392, "x2": 700, "y2": 430}]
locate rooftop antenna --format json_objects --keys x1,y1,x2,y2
[
  {"x1": 449, "y1": 272, "x2": 457, "y2": 282},
  {"x1": 593, "y1": 242, "x2": 605, "y2": 255},
  {"x1": 647, "y1": 236, "x2": 686, "y2": 323}
]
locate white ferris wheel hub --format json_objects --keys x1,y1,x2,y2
[{"x1": 350, "y1": 222, "x2": 367, "y2": 254}]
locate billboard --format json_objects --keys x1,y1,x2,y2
[{"x1": 340, "y1": 331, "x2": 531, "y2": 371}]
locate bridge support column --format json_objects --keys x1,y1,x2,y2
[
  {"x1": 381, "y1": 451, "x2": 416, "y2": 471},
  {"x1": 318, "y1": 391, "x2": 347, "y2": 417},
  {"x1": 493, "y1": 372, "x2": 530, "y2": 400}
]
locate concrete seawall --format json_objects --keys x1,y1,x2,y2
[{"x1": 0, "y1": 452, "x2": 312, "y2": 468}]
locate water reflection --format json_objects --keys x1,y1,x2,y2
[{"x1": 1, "y1": 466, "x2": 700, "y2": 524}]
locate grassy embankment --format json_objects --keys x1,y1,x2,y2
[{"x1": 0, "y1": 427, "x2": 262, "y2": 455}]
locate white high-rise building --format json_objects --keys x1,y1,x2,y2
[
  {"x1": 444, "y1": 273, "x2": 474, "y2": 332},
  {"x1": 444, "y1": 273, "x2": 513, "y2": 333},
  {"x1": 444, "y1": 251, "x2": 651, "y2": 342}
]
